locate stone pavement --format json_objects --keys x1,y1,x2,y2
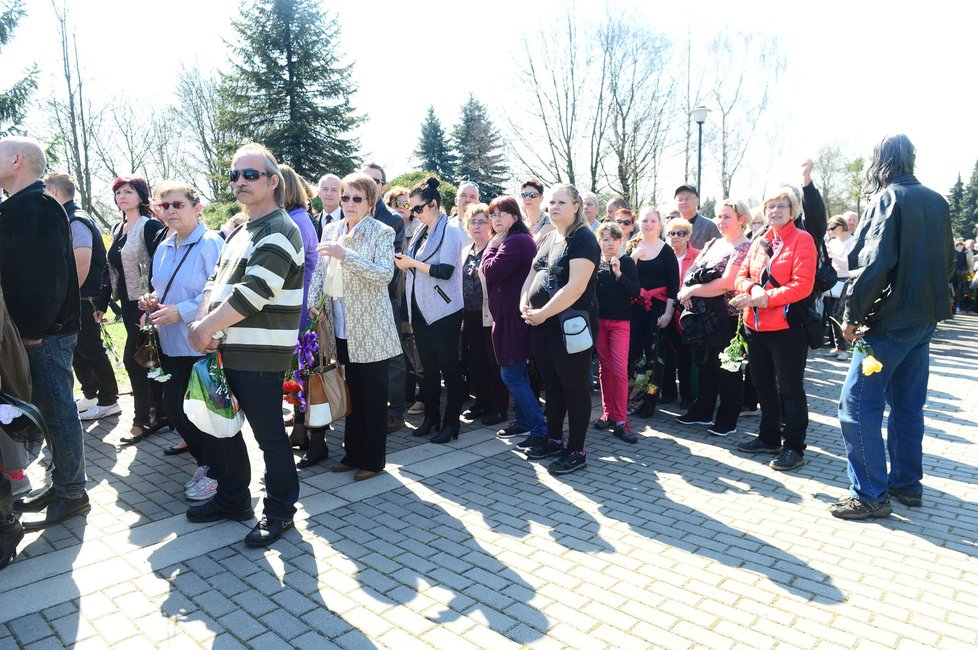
[{"x1": 1, "y1": 314, "x2": 977, "y2": 649}]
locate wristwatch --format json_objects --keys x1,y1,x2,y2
[{"x1": 211, "y1": 330, "x2": 226, "y2": 340}]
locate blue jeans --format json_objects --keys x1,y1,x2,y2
[
  {"x1": 499, "y1": 362, "x2": 546, "y2": 438},
  {"x1": 25, "y1": 333, "x2": 86, "y2": 497},
  {"x1": 838, "y1": 323, "x2": 935, "y2": 503},
  {"x1": 216, "y1": 368, "x2": 299, "y2": 520}
]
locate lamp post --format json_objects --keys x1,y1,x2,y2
[{"x1": 690, "y1": 105, "x2": 711, "y2": 194}]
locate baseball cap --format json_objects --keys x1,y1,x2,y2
[{"x1": 675, "y1": 184, "x2": 699, "y2": 198}]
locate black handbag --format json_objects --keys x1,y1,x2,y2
[
  {"x1": 763, "y1": 253, "x2": 825, "y2": 350},
  {"x1": 0, "y1": 391, "x2": 48, "y2": 446}
]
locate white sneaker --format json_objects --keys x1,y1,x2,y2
[
  {"x1": 407, "y1": 401, "x2": 425, "y2": 415},
  {"x1": 184, "y1": 466, "x2": 209, "y2": 491},
  {"x1": 185, "y1": 476, "x2": 217, "y2": 501},
  {"x1": 76, "y1": 396, "x2": 98, "y2": 412},
  {"x1": 79, "y1": 402, "x2": 123, "y2": 421},
  {"x1": 837, "y1": 352, "x2": 849, "y2": 361}
]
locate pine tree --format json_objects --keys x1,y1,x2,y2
[
  {"x1": 217, "y1": 0, "x2": 361, "y2": 179},
  {"x1": 961, "y1": 161, "x2": 978, "y2": 239},
  {"x1": 414, "y1": 106, "x2": 455, "y2": 183},
  {"x1": 948, "y1": 173, "x2": 967, "y2": 238},
  {"x1": 450, "y1": 95, "x2": 509, "y2": 200},
  {"x1": 0, "y1": 0, "x2": 37, "y2": 137}
]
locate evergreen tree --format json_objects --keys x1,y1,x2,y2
[
  {"x1": 414, "y1": 106, "x2": 455, "y2": 183},
  {"x1": 961, "y1": 161, "x2": 978, "y2": 239},
  {"x1": 0, "y1": 0, "x2": 37, "y2": 137},
  {"x1": 217, "y1": 0, "x2": 361, "y2": 179},
  {"x1": 450, "y1": 95, "x2": 508, "y2": 200},
  {"x1": 948, "y1": 173, "x2": 967, "y2": 238}
]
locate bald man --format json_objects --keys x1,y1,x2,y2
[{"x1": 0, "y1": 137, "x2": 88, "y2": 531}]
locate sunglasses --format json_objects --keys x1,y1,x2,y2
[
  {"x1": 469, "y1": 219, "x2": 489, "y2": 227},
  {"x1": 228, "y1": 168, "x2": 273, "y2": 183},
  {"x1": 410, "y1": 201, "x2": 431, "y2": 215},
  {"x1": 341, "y1": 195, "x2": 366, "y2": 204},
  {"x1": 158, "y1": 201, "x2": 191, "y2": 211},
  {"x1": 667, "y1": 231, "x2": 688, "y2": 237},
  {"x1": 615, "y1": 219, "x2": 633, "y2": 226},
  {"x1": 521, "y1": 191, "x2": 541, "y2": 199},
  {"x1": 393, "y1": 200, "x2": 410, "y2": 209}
]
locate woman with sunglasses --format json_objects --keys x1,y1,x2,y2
[
  {"x1": 730, "y1": 186, "x2": 816, "y2": 472},
  {"x1": 675, "y1": 199, "x2": 751, "y2": 438},
  {"x1": 520, "y1": 178, "x2": 554, "y2": 245},
  {"x1": 460, "y1": 203, "x2": 508, "y2": 426},
  {"x1": 307, "y1": 173, "x2": 401, "y2": 480},
  {"x1": 482, "y1": 196, "x2": 546, "y2": 448},
  {"x1": 140, "y1": 181, "x2": 224, "y2": 498},
  {"x1": 824, "y1": 215, "x2": 854, "y2": 359},
  {"x1": 385, "y1": 185, "x2": 423, "y2": 414},
  {"x1": 627, "y1": 206, "x2": 678, "y2": 417},
  {"x1": 395, "y1": 176, "x2": 465, "y2": 443},
  {"x1": 95, "y1": 176, "x2": 168, "y2": 444},
  {"x1": 660, "y1": 217, "x2": 698, "y2": 408},
  {"x1": 613, "y1": 208, "x2": 636, "y2": 244}
]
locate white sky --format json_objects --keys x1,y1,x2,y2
[{"x1": 6, "y1": 0, "x2": 978, "y2": 202}]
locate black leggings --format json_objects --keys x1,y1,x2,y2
[
  {"x1": 160, "y1": 354, "x2": 219, "y2": 479},
  {"x1": 411, "y1": 307, "x2": 465, "y2": 422},
  {"x1": 531, "y1": 318, "x2": 593, "y2": 452},
  {"x1": 121, "y1": 300, "x2": 163, "y2": 427}
]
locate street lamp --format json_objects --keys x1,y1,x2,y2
[{"x1": 690, "y1": 105, "x2": 711, "y2": 195}]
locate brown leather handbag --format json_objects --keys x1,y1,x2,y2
[{"x1": 305, "y1": 308, "x2": 351, "y2": 427}]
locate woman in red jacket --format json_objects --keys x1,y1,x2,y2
[{"x1": 730, "y1": 186, "x2": 816, "y2": 471}]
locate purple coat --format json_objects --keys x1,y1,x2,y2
[{"x1": 481, "y1": 232, "x2": 535, "y2": 366}]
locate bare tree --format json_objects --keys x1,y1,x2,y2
[
  {"x1": 707, "y1": 30, "x2": 785, "y2": 198},
  {"x1": 174, "y1": 66, "x2": 234, "y2": 201},
  {"x1": 92, "y1": 102, "x2": 157, "y2": 181},
  {"x1": 814, "y1": 144, "x2": 851, "y2": 216},
  {"x1": 47, "y1": 0, "x2": 106, "y2": 226},
  {"x1": 600, "y1": 17, "x2": 674, "y2": 208}
]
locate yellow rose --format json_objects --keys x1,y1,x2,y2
[{"x1": 861, "y1": 355, "x2": 883, "y2": 376}]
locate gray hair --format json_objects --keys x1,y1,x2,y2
[
  {"x1": 233, "y1": 143, "x2": 283, "y2": 206},
  {"x1": 0, "y1": 136, "x2": 46, "y2": 177}
]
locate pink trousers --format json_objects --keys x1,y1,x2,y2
[{"x1": 597, "y1": 318, "x2": 631, "y2": 423}]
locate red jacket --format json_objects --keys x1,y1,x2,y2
[{"x1": 734, "y1": 221, "x2": 816, "y2": 332}]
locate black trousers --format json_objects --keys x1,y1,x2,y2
[
  {"x1": 746, "y1": 326, "x2": 809, "y2": 453},
  {"x1": 531, "y1": 319, "x2": 592, "y2": 452},
  {"x1": 661, "y1": 326, "x2": 694, "y2": 403},
  {"x1": 159, "y1": 353, "x2": 219, "y2": 479},
  {"x1": 121, "y1": 300, "x2": 162, "y2": 427},
  {"x1": 687, "y1": 318, "x2": 743, "y2": 430},
  {"x1": 412, "y1": 308, "x2": 465, "y2": 423},
  {"x1": 462, "y1": 310, "x2": 508, "y2": 414},
  {"x1": 337, "y1": 338, "x2": 390, "y2": 472},
  {"x1": 73, "y1": 299, "x2": 119, "y2": 405}
]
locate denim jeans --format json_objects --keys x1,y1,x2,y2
[
  {"x1": 25, "y1": 333, "x2": 86, "y2": 497},
  {"x1": 838, "y1": 323, "x2": 935, "y2": 503},
  {"x1": 499, "y1": 362, "x2": 546, "y2": 438},
  {"x1": 216, "y1": 368, "x2": 299, "y2": 520}
]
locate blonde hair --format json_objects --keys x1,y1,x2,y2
[
  {"x1": 278, "y1": 165, "x2": 313, "y2": 212},
  {"x1": 762, "y1": 185, "x2": 801, "y2": 220},
  {"x1": 664, "y1": 217, "x2": 691, "y2": 235},
  {"x1": 551, "y1": 183, "x2": 587, "y2": 238},
  {"x1": 154, "y1": 180, "x2": 201, "y2": 205},
  {"x1": 463, "y1": 202, "x2": 489, "y2": 226},
  {"x1": 717, "y1": 198, "x2": 751, "y2": 231}
]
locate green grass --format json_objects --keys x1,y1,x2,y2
[{"x1": 73, "y1": 318, "x2": 132, "y2": 395}]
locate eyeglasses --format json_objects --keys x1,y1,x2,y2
[
  {"x1": 371, "y1": 178, "x2": 384, "y2": 185},
  {"x1": 615, "y1": 219, "x2": 633, "y2": 226},
  {"x1": 489, "y1": 212, "x2": 509, "y2": 219},
  {"x1": 158, "y1": 201, "x2": 190, "y2": 211},
  {"x1": 341, "y1": 195, "x2": 366, "y2": 204},
  {"x1": 666, "y1": 231, "x2": 688, "y2": 237},
  {"x1": 393, "y1": 200, "x2": 410, "y2": 209},
  {"x1": 766, "y1": 203, "x2": 790, "y2": 211},
  {"x1": 828, "y1": 224, "x2": 842, "y2": 231},
  {"x1": 410, "y1": 201, "x2": 431, "y2": 215},
  {"x1": 469, "y1": 219, "x2": 489, "y2": 226},
  {"x1": 521, "y1": 191, "x2": 541, "y2": 199},
  {"x1": 228, "y1": 169, "x2": 273, "y2": 183}
]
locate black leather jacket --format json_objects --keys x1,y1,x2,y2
[{"x1": 843, "y1": 173, "x2": 954, "y2": 333}]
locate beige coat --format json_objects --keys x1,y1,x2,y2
[{"x1": 309, "y1": 216, "x2": 401, "y2": 364}]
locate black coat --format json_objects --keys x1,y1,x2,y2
[
  {"x1": 373, "y1": 199, "x2": 405, "y2": 303},
  {"x1": 844, "y1": 173, "x2": 955, "y2": 333},
  {"x1": 0, "y1": 180, "x2": 80, "y2": 338}
]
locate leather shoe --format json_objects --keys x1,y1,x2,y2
[
  {"x1": 186, "y1": 500, "x2": 254, "y2": 523},
  {"x1": 163, "y1": 444, "x2": 188, "y2": 456},
  {"x1": 386, "y1": 416, "x2": 405, "y2": 433},
  {"x1": 297, "y1": 450, "x2": 328, "y2": 469},
  {"x1": 0, "y1": 517, "x2": 24, "y2": 570},
  {"x1": 21, "y1": 494, "x2": 91, "y2": 531},
  {"x1": 13, "y1": 487, "x2": 56, "y2": 513},
  {"x1": 354, "y1": 470, "x2": 380, "y2": 481},
  {"x1": 463, "y1": 405, "x2": 487, "y2": 419},
  {"x1": 481, "y1": 411, "x2": 506, "y2": 426},
  {"x1": 244, "y1": 516, "x2": 294, "y2": 547},
  {"x1": 330, "y1": 463, "x2": 355, "y2": 473}
]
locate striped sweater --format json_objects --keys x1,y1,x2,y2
[{"x1": 205, "y1": 208, "x2": 304, "y2": 371}]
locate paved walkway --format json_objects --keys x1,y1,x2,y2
[{"x1": 2, "y1": 314, "x2": 977, "y2": 649}]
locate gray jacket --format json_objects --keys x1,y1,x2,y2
[{"x1": 405, "y1": 214, "x2": 463, "y2": 325}]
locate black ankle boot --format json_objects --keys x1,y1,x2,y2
[
  {"x1": 431, "y1": 421, "x2": 460, "y2": 444},
  {"x1": 0, "y1": 516, "x2": 24, "y2": 571},
  {"x1": 297, "y1": 429, "x2": 328, "y2": 469},
  {"x1": 413, "y1": 417, "x2": 441, "y2": 437}
]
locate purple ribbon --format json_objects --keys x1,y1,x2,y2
[{"x1": 290, "y1": 329, "x2": 321, "y2": 412}]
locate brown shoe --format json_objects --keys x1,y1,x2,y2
[
  {"x1": 354, "y1": 470, "x2": 379, "y2": 481},
  {"x1": 330, "y1": 463, "x2": 355, "y2": 473},
  {"x1": 386, "y1": 416, "x2": 405, "y2": 433}
]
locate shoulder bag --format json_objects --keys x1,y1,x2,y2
[
  {"x1": 134, "y1": 241, "x2": 196, "y2": 369},
  {"x1": 305, "y1": 309, "x2": 352, "y2": 427}
]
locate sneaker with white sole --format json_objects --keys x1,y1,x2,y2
[
  {"x1": 79, "y1": 402, "x2": 122, "y2": 421},
  {"x1": 185, "y1": 476, "x2": 218, "y2": 501},
  {"x1": 75, "y1": 397, "x2": 97, "y2": 412},
  {"x1": 184, "y1": 466, "x2": 209, "y2": 491}
]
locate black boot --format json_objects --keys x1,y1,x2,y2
[
  {"x1": 0, "y1": 515, "x2": 23, "y2": 571},
  {"x1": 431, "y1": 419, "x2": 460, "y2": 444},
  {"x1": 413, "y1": 416, "x2": 441, "y2": 437},
  {"x1": 289, "y1": 421, "x2": 309, "y2": 451},
  {"x1": 297, "y1": 428, "x2": 328, "y2": 469}
]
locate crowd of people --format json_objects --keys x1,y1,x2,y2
[{"x1": 0, "y1": 132, "x2": 956, "y2": 567}]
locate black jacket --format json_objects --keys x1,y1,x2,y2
[
  {"x1": 373, "y1": 199, "x2": 405, "y2": 303},
  {"x1": 0, "y1": 180, "x2": 80, "y2": 338},
  {"x1": 843, "y1": 173, "x2": 954, "y2": 333}
]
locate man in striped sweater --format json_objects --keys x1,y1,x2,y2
[{"x1": 186, "y1": 143, "x2": 304, "y2": 547}]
